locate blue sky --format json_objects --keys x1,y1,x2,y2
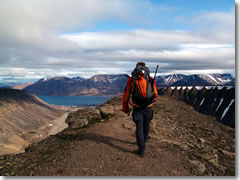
[
  {"x1": 67, "y1": 0, "x2": 235, "y2": 32},
  {"x1": 0, "y1": 0, "x2": 236, "y2": 82}
]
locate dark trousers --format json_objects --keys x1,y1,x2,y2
[{"x1": 132, "y1": 107, "x2": 153, "y2": 152}]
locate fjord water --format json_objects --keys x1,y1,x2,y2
[{"x1": 37, "y1": 95, "x2": 113, "y2": 106}]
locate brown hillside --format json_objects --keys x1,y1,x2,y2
[
  {"x1": 0, "y1": 88, "x2": 67, "y2": 155},
  {"x1": 0, "y1": 95, "x2": 235, "y2": 176}
]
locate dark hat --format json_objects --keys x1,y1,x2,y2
[{"x1": 136, "y1": 62, "x2": 145, "y2": 67}]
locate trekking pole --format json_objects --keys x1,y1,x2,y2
[
  {"x1": 152, "y1": 65, "x2": 159, "y2": 102},
  {"x1": 153, "y1": 65, "x2": 159, "y2": 81},
  {"x1": 128, "y1": 108, "x2": 132, "y2": 116}
]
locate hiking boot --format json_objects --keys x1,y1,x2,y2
[
  {"x1": 139, "y1": 151, "x2": 144, "y2": 158},
  {"x1": 134, "y1": 149, "x2": 144, "y2": 158},
  {"x1": 144, "y1": 136, "x2": 151, "y2": 143}
]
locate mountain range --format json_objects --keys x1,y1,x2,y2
[
  {"x1": 155, "y1": 73, "x2": 234, "y2": 87},
  {"x1": 22, "y1": 73, "x2": 234, "y2": 96}
]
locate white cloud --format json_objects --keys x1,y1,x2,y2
[
  {"x1": 185, "y1": 10, "x2": 235, "y2": 43},
  {"x1": 180, "y1": 44, "x2": 233, "y2": 49},
  {"x1": 61, "y1": 30, "x2": 234, "y2": 67},
  {"x1": 0, "y1": 0, "x2": 133, "y2": 32},
  {"x1": 0, "y1": 0, "x2": 235, "y2": 82},
  {"x1": 61, "y1": 30, "x2": 217, "y2": 50}
]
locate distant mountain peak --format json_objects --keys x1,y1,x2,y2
[{"x1": 23, "y1": 73, "x2": 234, "y2": 96}]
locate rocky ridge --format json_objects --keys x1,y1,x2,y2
[
  {"x1": 158, "y1": 86, "x2": 235, "y2": 128},
  {"x1": 0, "y1": 95, "x2": 235, "y2": 176}
]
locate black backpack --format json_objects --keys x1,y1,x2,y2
[{"x1": 131, "y1": 65, "x2": 154, "y2": 107}]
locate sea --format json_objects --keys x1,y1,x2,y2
[{"x1": 37, "y1": 95, "x2": 113, "y2": 107}]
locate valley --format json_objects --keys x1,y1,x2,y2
[{"x1": 0, "y1": 88, "x2": 74, "y2": 155}]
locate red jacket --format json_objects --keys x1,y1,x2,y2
[{"x1": 122, "y1": 76, "x2": 158, "y2": 113}]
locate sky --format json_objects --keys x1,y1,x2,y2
[{"x1": 0, "y1": 0, "x2": 236, "y2": 83}]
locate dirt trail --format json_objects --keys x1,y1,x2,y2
[
  {"x1": 0, "y1": 96, "x2": 235, "y2": 176},
  {"x1": 43, "y1": 112, "x2": 69, "y2": 136}
]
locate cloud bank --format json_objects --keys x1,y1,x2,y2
[{"x1": 0, "y1": 0, "x2": 235, "y2": 81}]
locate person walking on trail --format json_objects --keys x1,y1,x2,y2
[{"x1": 122, "y1": 62, "x2": 158, "y2": 158}]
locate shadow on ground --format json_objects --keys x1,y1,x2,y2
[{"x1": 57, "y1": 132, "x2": 135, "y2": 154}]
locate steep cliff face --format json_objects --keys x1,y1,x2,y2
[
  {"x1": 158, "y1": 86, "x2": 235, "y2": 128},
  {"x1": 0, "y1": 88, "x2": 66, "y2": 155}
]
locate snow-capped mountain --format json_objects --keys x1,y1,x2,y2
[
  {"x1": 198, "y1": 74, "x2": 233, "y2": 85},
  {"x1": 155, "y1": 74, "x2": 188, "y2": 86},
  {"x1": 23, "y1": 73, "x2": 234, "y2": 96},
  {"x1": 168, "y1": 74, "x2": 234, "y2": 87}
]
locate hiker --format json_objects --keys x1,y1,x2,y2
[{"x1": 122, "y1": 62, "x2": 158, "y2": 158}]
